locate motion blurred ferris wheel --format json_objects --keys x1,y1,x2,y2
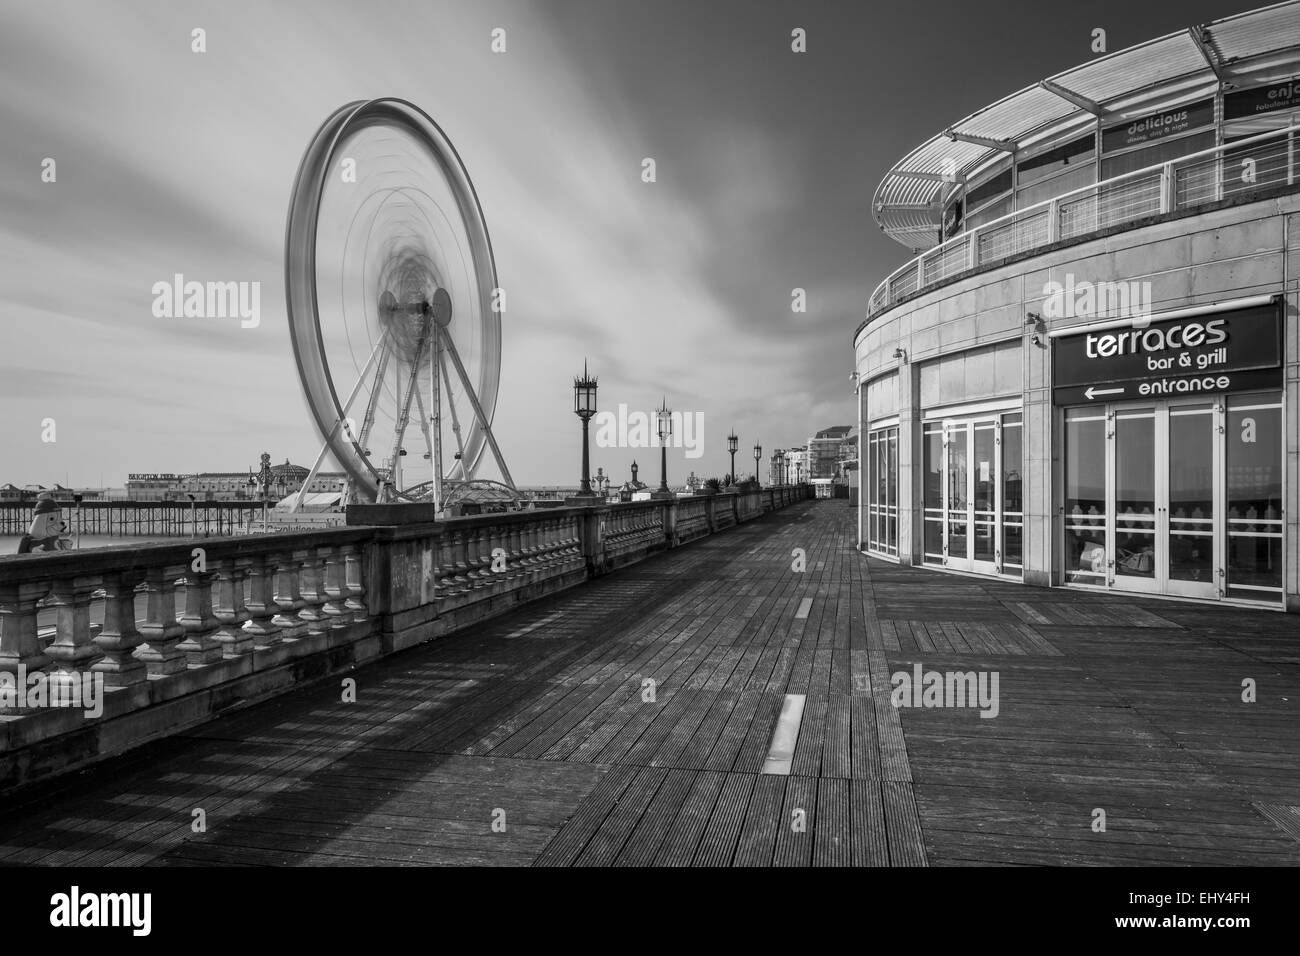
[{"x1": 284, "y1": 98, "x2": 516, "y2": 511}]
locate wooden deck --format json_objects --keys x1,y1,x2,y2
[{"x1": 1, "y1": 500, "x2": 1297, "y2": 866}]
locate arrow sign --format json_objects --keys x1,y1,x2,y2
[{"x1": 1084, "y1": 385, "x2": 1125, "y2": 400}]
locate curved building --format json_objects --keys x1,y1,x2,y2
[{"x1": 855, "y1": 1, "x2": 1300, "y2": 610}]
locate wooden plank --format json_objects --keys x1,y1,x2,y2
[{"x1": 652, "y1": 771, "x2": 727, "y2": 866}]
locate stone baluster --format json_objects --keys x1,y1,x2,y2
[
  {"x1": 45, "y1": 576, "x2": 103, "y2": 692},
  {"x1": 297, "y1": 547, "x2": 330, "y2": 637},
  {"x1": 177, "y1": 568, "x2": 223, "y2": 665},
  {"x1": 451, "y1": 531, "x2": 472, "y2": 592},
  {"x1": 271, "y1": 551, "x2": 308, "y2": 640},
  {"x1": 468, "y1": 527, "x2": 487, "y2": 588},
  {"x1": 521, "y1": 520, "x2": 540, "y2": 568},
  {"x1": 242, "y1": 553, "x2": 281, "y2": 648},
  {"x1": 135, "y1": 565, "x2": 186, "y2": 676},
  {"x1": 211, "y1": 559, "x2": 254, "y2": 656},
  {"x1": 506, "y1": 524, "x2": 526, "y2": 582},
  {"x1": 321, "y1": 548, "x2": 351, "y2": 627},
  {"x1": 0, "y1": 582, "x2": 52, "y2": 677},
  {"x1": 93, "y1": 571, "x2": 147, "y2": 686},
  {"x1": 343, "y1": 546, "x2": 367, "y2": 622}
]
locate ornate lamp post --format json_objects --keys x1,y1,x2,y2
[
  {"x1": 654, "y1": 398, "x2": 673, "y2": 498},
  {"x1": 248, "y1": 452, "x2": 276, "y2": 530},
  {"x1": 573, "y1": 361, "x2": 598, "y2": 497},
  {"x1": 727, "y1": 431, "x2": 738, "y2": 486},
  {"x1": 753, "y1": 442, "x2": 762, "y2": 488}
]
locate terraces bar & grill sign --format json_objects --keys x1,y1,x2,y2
[{"x1": 1051, "y1": 301, "x2": 1282, "y2": 406}]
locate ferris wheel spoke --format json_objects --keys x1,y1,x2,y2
[
  {"x1": 411, "y1": 361, "x2": 436, "y2": 471},
  {"x1": 443, "y1": 330, "x2": 515, "y2": 490},
  {"x1": 387, "y1": 324, "x2": 433, "y2": 491},
  {"x1": 356, "y1": 335, "x2": 394, "y2": 457},
  {"x1": 437, "y1": 345, "x2": 468, "y2": 480},
  {"x1": 291, "y1": 331, "x2": 390, "y2": 514}
]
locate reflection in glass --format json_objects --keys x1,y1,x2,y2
[
  {"x1": 1064, "y1": 410, "x2": 1106, "y2": 583},
  {"x1": 1115, "y1": 411, "x2": 1156, "y2": 578},
  {"x1": 1226, "y1": 399, "x2": 1282, "y2": 596},
  {"x1": 1168, "y1": 407, "x2": 1213, "y2": 583},
  {"x1": 1001, "y1": 418, "x2": 1023, "y2": 571}
]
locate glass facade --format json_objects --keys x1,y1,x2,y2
[
  {"x1": 865, "y1": 426, "x2": 898, "y2": 557},
  {"x1": 1061, "y1": 393, "x2": 1284, "y2": 606}
]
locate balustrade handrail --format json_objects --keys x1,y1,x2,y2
[{"x1": 866, "y1": 122, "x2": 1299, "y2": 324}]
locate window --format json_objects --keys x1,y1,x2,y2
[{"x1": 865, "y1": 426, "x2": 899, "y2": 558}]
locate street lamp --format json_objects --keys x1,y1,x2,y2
[
  {"x1": 573, "y1": 360, "x2": 598, "y2": 497},
  {"x1": 727, "y1": 431, "x2": 738, "y2": 486},
  {"x1": 248, "y1": 452, "x2": 276, "y2": 530},
  {"x1": 655, "y1": 398, "x2": 673, "y2": 497},
  {"x1": 753, "y1": 442, "x2": 762, "y2": 488}
]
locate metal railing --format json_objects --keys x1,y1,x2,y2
[{"x1": 868, "y1": 123, "x2": 1297, "y2": 319}]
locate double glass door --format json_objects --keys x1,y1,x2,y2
[
  {"x1": 923, "y1": 412, "x2": 1023, "y2": 576},
  {"x1": 1063, "y1": 394, "x2": 1284, "y2": 604}
]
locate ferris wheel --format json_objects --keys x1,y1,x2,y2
[{"x1": 284, "y1": 98, "x2": 514, "y2": 511}]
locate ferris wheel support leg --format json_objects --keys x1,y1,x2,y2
[
  {"x1": 430, "y1": 325, "x2": 442, "y2": 513},
  {"x1": 437, "y1": 347, "x2": 468, "y2": 481},
  {"x1": 413, "y1": 362, "x2": 440, "y2": 513},
  {"x1": 387, "y1": 326, "x2": 432, "y2": 499},
  {"x1": 443, "y1": 333, "x2": 516, "y2": 492},
  {"x1": 292, "y1": 332, "x2": 389, "y2": 514}
]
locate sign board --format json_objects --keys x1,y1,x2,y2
[
  {"x1": 1052, "y1": 302, "x2": 1282, "y2": 405},
  {"x1": 1224, "y1": 78, "x2": 1300, "y2": 121},
  {"x1": 1102, "y1": 98, "x2": 1214, "y2": 152},
  {"x1": 127, "y1": 473, "x2": 180, "y2": 481}
]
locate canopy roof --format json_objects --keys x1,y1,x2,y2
[{"x1": 873, "y1": 1, "x2": 1300, "y2": 249}]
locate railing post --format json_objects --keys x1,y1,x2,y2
[
  {"x1": 0, "y1": 583, "x2": 52, "y2": 674},
  {"x1": 1160, "y1": 162, "x2": 1173, "y2": 213},
  {"x1": 135, "y1": 566, "x2": 187, "y2": 676},
  {"x1": 211, "y1": 559, "x2": 254, "y2": 655},
  {"x1": 242, "y1": 553, "x2": 282, "y2": 648},
  {"x1": 968, "y1": 231, "x2": 978, "y2": 271},
  {"x1": 177, "y1": 568, "x2": 223, "y2": 665},
  {"x1": 298, "y1": 548, "x2": 330, "y2": 636},
  {"x1": 1047, "y1": 198, "x2": 1059, "y2": 243},
  {"x1": 271, "y1": 551, "x2": 308, "y2": 639},
  {"x1": 343, "y1": 545, "x2": 367, "y2": 623},
  {"x1": 45, "y1": 576, "x2": 102, "y2": 690},
  {"x1": 321, "y1": 549, "x2": 352, "y2": 626},
  {"x1": 93, "y1": 571, "x2": 147, "y2": 685}
]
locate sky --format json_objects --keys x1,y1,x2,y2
[{"x1": 0, "y1": 0, "x2": 1267, "y2": 489}]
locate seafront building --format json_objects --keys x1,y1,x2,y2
[{"x1": 856, "y1": 2, "x2": 1300, "y2": 610}]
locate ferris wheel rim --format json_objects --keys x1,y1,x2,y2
[{"x1": 284, "y1": 97, "x2": 502, "y2": 501}]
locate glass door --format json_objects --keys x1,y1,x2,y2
[
  {"x1": 937, "y1": 414, "x2": 1015, "y2": 575},
  {"x1": 1165, "y1": 403, "x2": 1217, "y2": 599},
  {"x1": 1110, "y1": 406, "x2": 1161, "y2": 594},
  {"x1": 943, "y1": 421, "x2": 970, "y2": 570},
  {"x1": 1063, "y1": 397, "x2": 1282, "y2": 603}
]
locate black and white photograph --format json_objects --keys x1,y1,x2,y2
[{"x1": 0, "y1": 0, "x2": 1295, "y2": 935}]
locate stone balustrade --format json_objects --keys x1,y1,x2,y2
[{"x1": 0, "y1": 485, "x2": 811, "y2": 791}]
